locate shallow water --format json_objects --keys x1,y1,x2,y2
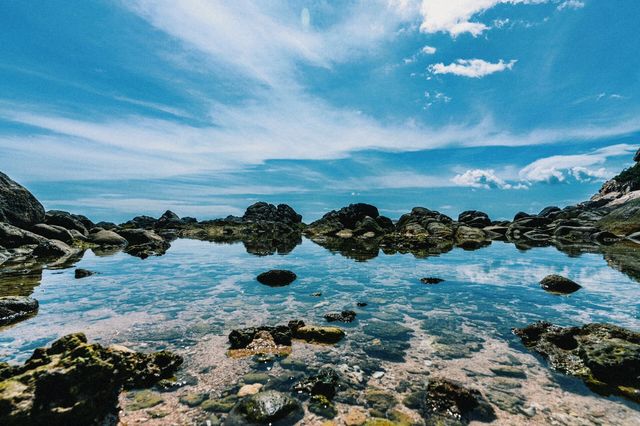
[{"x1": 2, "y1": 238, "x2": 640, "y2": 424}]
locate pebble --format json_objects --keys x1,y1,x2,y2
[
  {"x1": 372, "y1": 371, "x2": 385, "y2": 379},
  {"x1": 238, "y1": 383, "x2": 263, "y2": 397}
]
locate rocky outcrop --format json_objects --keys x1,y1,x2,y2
[
  {"x1": 0, "y1": 333, "x2": 183, "y2": 425},
  {"x1": 324, "y1": 310, "x2": 356, "y2": 323},
  {"x1": 305, "y1": 203, "x2": 391, "y2": 238},
  {"x1": 0, "y1": 296, "x2": 38, "y2": 326},
  {"x1": 116, "y1": 228, "x2": 170, "y2": 258},
  {"x1": 86, "y1": 229, "x2": 128, "y2": 246},
  {"x1": 513, "y1": 322, "x2": 640, "y2": 402},
  {"x1": 0, "y1": 172, "x2": 45, "y2": 228},
  {"x1": 44, "y1": 210, "x2": 92, "y2": 235}
]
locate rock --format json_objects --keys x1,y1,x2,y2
[
  {"x1": 324, "y1": 310, "x2": 356, "y2": 323},
  {"x1": 155, "y1": 210, "x2": 183, "y2": 229},
  {"x1": 121, "y1": 215, "x2": 157, "y2": 229},
  {"x1": 44, "y1": 210, "x2": 90, "y2": 235},
  {"x1": 225, "y1": 390, "x2": 304, "y2": 425},
  {"x1": 0, "y1": 222, "x2": 46, "y2": 248},
  {"x1": 306, "y1": 203, "x2": 380, "y2": 236},
  {"x1": 0, "y1": 296, "x2": 38, "y2": 326},
  {"x1": 179, "y1": 392, "x2": 208, "y2": 407},
  {"x1": 364, "y1": 389, "x2": 397, "y2": 416},
  {"x1": 293, "y1": 325, "x2": 345, "y2": 344},
  {"x1": 414, "y1": 378, "x2": 496, "y2": 424},
  {"x1": 30, "y1": 223, "x2": 74, "y2": 244},
  {"x1": 0, "y1": 333, "x2": 182, "y2": 425},
  {"x1": 539, "y1": 206, "x2": 561, "y2": 218},
  {"x1": 256, "y1": 270, "x2": 297, "y2": 287},
  {"x1": 634, "y1": 148, "x2": 640, "y2": 162},
  {"x1": 455, "y1": 225, "x2": 487, "y2": 248},
  {"x1": 243, "y1": 202, "x2": 302, "y2": 225},
  {"x1": 458, "y1": 210, "x2": 491, "y2": 228},
  {"x1": 598, "y1": 198, "x2": 640, "y2": 236},
  {"x1": 344, "y1": 407, "x2": 368, "y2": 426},
  {"x1": 420, "y1": 277, "x2": 444, "y2": 284},
  {"x1": 117, "y1": 228, "x2": 170, "y2": 258},
  {"x1": 32, "y1": 239, "x2": 75, "y2": 259},
  {"x1": 74, "y1": 268, "x2": 94, "y2": 279},
  {"x1": 539, "y1": 274, "x2": 582, "y2": 294},
  {"x1": 293, "y1": 367, "x2": 341, "y2": 399},
  {"x1": 513, "y1": 211, "x2": 531, "y2": 221},
  {"x1": 308, "y1": 395, "x2": 337, "y2": 419},
  {"x1": 128, "y1": 389, "x2": 164, "y2": 410},
  {"x1": 238, "y1": 384, "x2": 263, "y2": 397},
  {"x1": 229, "y1": 325, "x2": 293, "y2": 349},
  {"x1": 356, "y1": 302, "x2": 368, "y2": 307},
  {"x1": 0, "y1": 172, "x2": 45, "y2": 228},
  {"x1": 202, "y1": 395, "x2": 238, "y2": 413},
  {"x1": 513, "y1": 321, "x2": 640, "y2": 402},
  {"x1": 87, "y1": 229, "x2": 128, "y2": 246}
]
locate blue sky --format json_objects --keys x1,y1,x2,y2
[{"x1": 1, "y1": 0, "x2": 639, "y2": 221}]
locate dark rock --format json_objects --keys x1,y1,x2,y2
[
  {"x1": 356, "y1": 302, "x2": 368, "y2": 307},
  {"x1": 513, "y1": 211, "x2": 531, "y2": 221},
  {"x1": 155, "y1": 210, "x2": 183, "y2": 229},
  {"x1": 0, "y1": 172, "x2": 45, "y2": 228},
  {"x1": 225, "y1": 390, "x2": 303, "y2": 425},
  {"x1": 293, "y1": 367, "x2": 341, "y2": 399},
  {"x1": 256, "y1": 270, "x2": 297, "y2": 287},
  {"x1": 32, "y1": 239, "x2": 74, "y2": 259},
  {"x1": 121, "y1": 215, "x2": 157, "y2": 229},
  {"x1": 94, "y1": 221, "x2": 118, "y2": 230},
  {"x1": 44, "y1": 210, "x2": 90, "y2": 235},
  {"x1": 30, "y1": 223, "x2": 74, "y2": 244},
  {"x1": 420, "y1": 277, "x2": 444, "y2": 284},
  {"x1": 87, "y1": 229, "x2": 128, "y2": 246},
  {"x1": 513, "y1": 322, "x2": 640, "y2": 402},
  {"x1": 539, "y1": 274, "x2": 582, "y2": 294},
  {"x1": 416, "y1": 378, "x2": 496, "y2": 424},
  {"x1": 323, "y1": 310, "x2": 356, "y2": 323},
  {"x1": 458, "y1": 211, "x2": 491, "y2": 228},
  {"x1": 0, "y1": 333, "x2": 182, "y2": 425},
  {"x1": 0, "y1": 296, "x2": 38, "y2": 326},
  {"x1": 634, "y1": 147, "x2": 640, "y2": 162},
  {"x1": 229, "y1": 325, "x2": 293, "y2": 349},
  {"x1": 598, "y1": 198, "x2": 640, "y2": 236},
  {"x1": 117, "y1": 228, "x2": 170, "y2": 258},
  {"x1": 74, "y1": 268, "x2": 94, "y2": 279},
  {"x1": 308, "y1": 395, "x2": 337, "y2": 418},
  {"x1": 306, "y1": 203, "x2": 379, "y2": 236},
  {"x1": 243, "y1": 202, "x2": 302, "y2": 225},
  {"x1": 538, "y1": 206, "x2": 561, "y2": 218},
  {"x1": 0, "y1": 222, "x2": 47, "y2": 248}
]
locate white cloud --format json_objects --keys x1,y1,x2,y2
[
  {"x1": 417, "y1": 0, "x2": 548, "y2": 37},
  {"x1": 429, "y1": 59, "x2": 517, "y2": 78},
  {"x1": 452, "y1": 169, "x2": 525, "y2": 189},
  {"x1": 422, "y1": 45, "x2": 437, "y2": 54},
  {"x1": 518, "y1": 144, "x2": 636, "y2": 183},
  {"x1": 557, "y1": 1, "x2": 585, "y2": 11}
]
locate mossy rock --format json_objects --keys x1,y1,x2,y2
[
  {"x1": 364, "y1": 389, "x2": 397, "y2": 414},
  {"x1": 128, "y1": 390, "x2": 164, "y2": 410},
  {"x1": 226, "y1": 390, "x2": 304, "y2": 425},
  {"x1": 308, "y1": 394, "x2": 337, "y2": 419},
  {"x1": 242, "y1": 372, "x2": 271, "y2": 384},
  {"x1": 179, "y1": 391, "x2": 208, "y2": 407},
  {"x1": 294, "y1": 325, "x2": 345, "y2": 344},
  {"x1": 201, "y1": 395, "x2": 238, "y2": 413}
]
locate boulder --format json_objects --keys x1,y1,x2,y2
[
  {"x1": 635, "y1": 147, "x2": 640, "y2": 163},
  {"x1": 293, "y1": 367, "x2": 341, "y2": 399},
  {"x1": 0, "y1": 296, "x2": 38, "y2": 326},
  {"x1": 87, "y1": 229, "x2": 128, "y2": 246},
  {"x1": 243, "y1": 202, "x2": 302, "y2": 225},
  {"x1": 0, "y1": 333, "x2": 182, "y2": 425},
  {"x1": 44, "y1": 210, "x2": 90, "y2": 235},
  {"x1": 538, "y1": 206, "x2": 561, "y2": 218},
  {"x1": 458, "y1": 211, "x2": 491, "y2": 228},
  {"x1": 420, "y1": 277, "x2": 444, "y2": 284},
  {"x1": 225, "y1": 390, "x2": 303, "y2": 425},
  {"x1": 155, "y1": 210, "x2": 183, "y2": 229},
  {"x1": 513, "y1": 322, "x2": 640, "y2": 402},
  {"x1": 117, "y1": 228, "x2": 169, "y2": 258},
  {"x1": 75, "y1": 268, "x2": 94, "y2": 279},
  {"x1": 293, "y1": 325, "x2": 345, "y2": 344},
  {"x1": 256, "y1": 270, "x2": 297, "y2": 287},
  {"x1": 121, "y1": 215, "x2": 157, "y2": 229},
  {"x1": 405, "y1": 378, "x2": 496, "y2": 424},
  {"x1": 30, "y1": 223, "x2": 74, "y2": 244},
  {"x1": 324, "y1": 310, "x2": 356, "y2": 323},
  {"x1": 539, "y1": 274, "x2": 582, "y2": 294},
  {"x1": 32, "y1": 239, "x2": 75, "y2": 259},
  {"x1": 228, "y1": 325, "x2": 293, "y2": 349},
  {"x1": 0, "y1": 172, "x2": 45, "y2": 228},
  {"x1": 306, "y1": 203, "x2": 379, "y2": 236},
  {"x1": 0, "y1": 222, "x2": 47, "y2": 248}
]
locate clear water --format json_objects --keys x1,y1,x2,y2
[{"x1": 1, "y1": 238, "x2": 639, "y2": 423}]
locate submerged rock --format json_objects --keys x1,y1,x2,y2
[
  {"x1": 513, "y1": 321, "x2": 640, "y2": 402},
  {"x1": 324, "y1": 310, "x2": 356, "y2": 323},
  {"x1": 0, "y1": 296, "x2": 38, "y2": 326},
  {"x1": 539, "y1": 274, "x2": 582, "y2": 294},
  {"x1": 293, "y1": 367, "x2": 341, "y2": 399},
  {"x1": 420, "y1": 277, "x2": 444, "y2": 284},
  {"x1": 405, "y1": 378, "x2": 495, "y2": 424},
  {"x1": 293, "y1": 325, "x2": 345, "y2": 344},
  {"x1": 256, "y1": 270, "x2": 297, "y2": 287},
  {"x1": 0, "y1": 171, "x2": 45, "y2": 228},
  {"x1": 0, "y1": 333, "x2": 183, "y2": 425},
  {"x1": 225, "y1": 390, "x2": 304, "y2": 425},
  {"x1": 74, "y1": 268, "x2": 94, "y2": 279},
  {"x1": 117, "y1": 228, "x2": 170, "y2": 258}
]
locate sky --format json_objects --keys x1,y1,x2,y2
[{"x1": 1, "y1": 0, "x2": 639, "y2": 222}]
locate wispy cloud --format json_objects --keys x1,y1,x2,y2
[
  {"x1": 429, "y1": 59, "x2": 517, "y2": 78},
  {"x1": 452, "y1": 169, "x2": 526, "y2": 189},
  {"x1": 557, "y1": 0, "x2": 585, "y2": 11}
]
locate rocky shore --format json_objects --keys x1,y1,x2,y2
[{"x1": 1, "y1": 149, "x2": 639, "y2": 424}]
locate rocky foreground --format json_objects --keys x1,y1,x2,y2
[{"x1": 0, "y1": 149, "x2": 639, "y2": 424}]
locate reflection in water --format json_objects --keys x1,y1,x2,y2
[{"x1": 1, "y1": 238, "x2": 639, "y2": 424}]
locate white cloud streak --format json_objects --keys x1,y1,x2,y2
[{"x1": 429, "y1": 59, "x2": 517, "y2": 78}]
